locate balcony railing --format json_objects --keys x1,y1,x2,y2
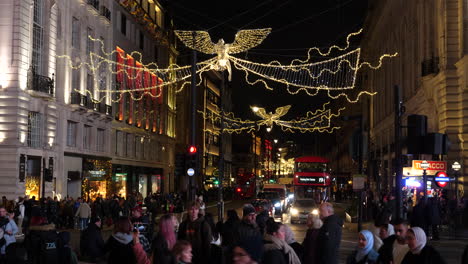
[
  {"x1": 70, "y1": 92, "x2": 88, "y2": 106},
  {"x1": 27, "y1": 71, "x2": 54, "y2": 96},
  {"x1": 87, "y1": 0, "x2": 99, "y2": 10},
  {"x1": 100, "y1": 6, "x2": 111, "y2": 21}
]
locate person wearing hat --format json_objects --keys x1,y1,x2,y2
[
  {"x1": 232, "y1": 236, "x2": 264, "y2": 264},
  {"x1": 235, "y1": 204, "x2": 262, "y2": 244},
  {"x1": 401, "y1": 227, "x2": 446, "y2": 264},
  {"x1": 80, "y1": 216, "x2": 105, "y2": 262}
]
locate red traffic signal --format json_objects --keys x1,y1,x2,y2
[
  {"x1": 236, "y1": 188, "x2": 241, "y2": 192},
  {"x1": 188, "y1": 145, "x2": 197, "y2": 154}
]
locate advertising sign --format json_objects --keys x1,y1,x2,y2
[{"x1": 406, "y1": 160, "x2": 447, "y2": 176}]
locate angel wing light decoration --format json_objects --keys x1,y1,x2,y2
[
  {"x1": 251, "y1": 105, "x2": 292, "y2": 127},
  {"x1": 174, "y1": 28, "x2": 271, "y2": 80}
]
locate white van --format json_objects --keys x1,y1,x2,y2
[{"x1": 262, "y1": 184, "x2": 288, "y2": 211}]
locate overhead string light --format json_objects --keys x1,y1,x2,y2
[
  {"x1": 175, "y1": 28, "x2": 397, "y2": 102},
  {"x1": 57, "y1": 36, "x2": 216, "y2": 103},
  {"x1": 199, "y1": 103, "x2": 344, "y2": 134}
]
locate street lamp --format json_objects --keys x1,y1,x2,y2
[
  {"x1": 274, "y1": 139, "x2": 278, "y2": 144},
  {"x1": 420, "y1": 160, "x2": 430, "y2": 197},
  {"x1": 452, "y1": 161, "x2": 461, "y2": 200}
]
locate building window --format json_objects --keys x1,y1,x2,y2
[
  {"x1": 86, "y1": 27, "x2": 94, "y2": 55},
  {"x1": 83, "y1": 125, "x2": 92, "y2": 150},
  {"x1": 27, "y1": 112, "x2": 43, "y2": 148},
  {"x1": 87, "y1": 73, "x2": 94, "y2": 99},
  {"x1": 120, "y1": 14, "x2": 127, "y2": 36},
  {"x1": 72, "y1": 68, "x2": 80, "y2": 91},
  {"x1": 67, "y1": 121, "x2": 77, "y2": 147},
  {"x1": 139, "y1": 31, "x2": 144, "y2": 50},
  {"x1": 135, "y1": 136, "x2": 141, "y2": 159},
  {"x1": 32, "y1": 0, "x2": 44, "y2": 74},
  {"x1": 97, "y1": 128, "x2": 105, "y2": 152},
  {"x1": 72, "y1": 17, "x2": 80, "y2": 49},
  {"x1": 116, "y1": 130, "x2": 123, "y2": 155}
]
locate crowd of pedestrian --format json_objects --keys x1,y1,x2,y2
[{"x1": 0, "y1": 191, "x2": 467, "y2": 264}]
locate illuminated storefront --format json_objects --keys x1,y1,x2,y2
[
  {"x1": 82, "y1": 159, "x2": 112, "y2": 200},
  {"x1": 112, "y1": 164, "x2": 163, "y2": 198}
]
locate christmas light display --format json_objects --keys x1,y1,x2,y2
[
  {"x1": 175, "y1": 28, "x2": 272, "y2": 80},
  {"x1": 200, "y1": 103, "x2": 343, "y2": 134}
]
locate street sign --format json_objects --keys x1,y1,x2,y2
[
  {"x1": 435, "y1": 171, "x2": 449, "y2": 188},
  {"x1": 187, "y1": 168, "x2": 195, "y2": 176},
  {"x1": 411, "y1": 160, "x2": 447, "y2": 175}
]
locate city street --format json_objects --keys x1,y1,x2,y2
[{"x1": 68, "y1": 200, "x2": 468, "y2": 263}]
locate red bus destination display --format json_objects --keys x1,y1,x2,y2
[{"x1": 297, "y1": 176, "x2": 325, "y2": 184}]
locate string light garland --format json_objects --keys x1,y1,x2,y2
[{"x1": 199, "y1": 103, "x2": 344, "y2": 134}]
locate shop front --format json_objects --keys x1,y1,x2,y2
[
  {"x1": 112, "y1": 164, "x2": 163, "y2": 198},
  {"x1": 402, "y1": 160, "x2": 449, "y2": 199},
  {"x1": 82, "y1": 158, "x2": 112, "y2": 201}
]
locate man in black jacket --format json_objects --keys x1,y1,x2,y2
[
  {"x1": 80, "y1": 217, "x2": 105, "y2": 262},
  {"x1": 316, "y1": 202, "x2": 342, "y2": 264},
  {"x1": 235, "y1": 204, "x2": 262, "y2": 244},
  {"x1": 178, "y1": 202, "x2": 212, "y2": 264},
  {"x1": 377, "y1": 219, "x2": 409, "y2": 264}
]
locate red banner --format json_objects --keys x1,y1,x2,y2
[
  {"x1": 135, "y1": 62, "x2": 143, "y2": 127},
  {"x1": 126, "y1": 55, "x2": 134, "y2": 124},
  {"x1": 151, "y1": 74, "x2": 158, "y2": 133},
  {"x1": 116, "y1": 47, "x2": 125, "y2": 83}
]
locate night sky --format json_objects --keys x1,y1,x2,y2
[{"x1": 167, "y1": 0, "x2": 368, "y2": 145}]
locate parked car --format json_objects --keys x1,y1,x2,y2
[
  {"x1": 290, "y1": 199, "x2": 319, "y2": 224},
  {"x1": 251, "y1": 198, "x2": 275, "y2": 216},
  {"x1": 257, "y1": 191, "x2": 284, "y2": 214}
]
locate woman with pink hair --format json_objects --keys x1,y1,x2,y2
[{"x1": 151, "y1": 214, "x2": 177, "y2": 264}]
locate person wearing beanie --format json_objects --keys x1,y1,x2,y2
[
  {"x1": 401, "y1": 227, "x2": 446, "y2": 264},
  {"x1": 235, "y1": 204, "x2": 261, "y2": 245},
  {"x1": 233, "y1": 236, "x2": 264, "y2": 264}
]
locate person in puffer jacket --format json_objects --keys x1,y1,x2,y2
[{"x1": 105, "y1": 216, "x2": 150, "y2": 264}]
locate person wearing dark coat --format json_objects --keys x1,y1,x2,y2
[
  {"x1": 401, "y1": 227, "x2": 446, "y2": 264},
  {"x1": 220, "y1": 209, "x2": 241, "y2": 248},
  {"x1": 177, "y1": 202, "x2": 212, "y2": 264},
  {"x1": 235, "y1": 204, "x2": 262, "y2": 244},
  {"x1": 302, "y1": 214, "x2": 322, "y2": 264},
  {"x1": 424, "y1": 197, "x2": 441, "y2": 240},
  {"x1": 80, "y1": 217, "x2": 105, "y2": 262},
  {"x1": 410, "y1": 198, "x2": 427, "y2": 231},
  {"x1": 151, "y1": 214, "x2": 177, "y2": 264},
  {"x1": 262, "y1": 220, "x2": 301, "y2": 264},
  {"x1": 316, "y1": 203, "x2": 343, "y2": 264},
  {"x1": 377, "y1": 219, "x2": 409, "y2": 264}
]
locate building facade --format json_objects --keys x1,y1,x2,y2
[
  {"x1": 0, "y1": 0, "x2": 177, "y2": 200},
  {"x1": 361, "y1": 0, "x2": 467, "y2": 195}
]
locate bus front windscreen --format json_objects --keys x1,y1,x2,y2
[{"x1": 296, "y1": 162, "x2": 327, "y2": 173}]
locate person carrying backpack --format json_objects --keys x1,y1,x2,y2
[{"x1": 25, "y1": 216, "x2": 59, "y2": 264}]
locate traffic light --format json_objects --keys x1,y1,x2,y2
[
  {"x1": 44, "y1": 168, "x2": 53, "y2": 182},
  {"x1": 188, "y1": 145, "x2": 197, "y2": 155}
]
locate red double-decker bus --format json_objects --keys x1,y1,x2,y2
[{"x1": 294, "y1": 156, "x2": 332, "y2": 202}]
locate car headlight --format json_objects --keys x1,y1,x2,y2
[
  {"x1": 274, "y1": 202, "x2": 281, "y2": 208},
  {"x1": 312, "y1": 209, "x2": 319, "y2": 215},
  {"x1": 291, "y1": 208, "x2": 299, "y2": 215}
]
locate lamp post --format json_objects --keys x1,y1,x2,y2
[
  {"x1": 420, "y1": 160, "x2": 429, "y2": 198},
  {"x1": 452, "y1": 161, "x2": 461, "y2": 200}
]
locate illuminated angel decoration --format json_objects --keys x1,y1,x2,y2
[
  {"x1": 251, "y1": 105, "x2": 291, "y2": 127},
  {"x1": 200, "y1": 103, "x2": 343, "y2": 134},
  {"x1": 174, "y1": 28, "x2": 272, "y2": 80}
]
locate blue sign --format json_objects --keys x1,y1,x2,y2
[{"x1": 435, "y1": 177, "x2": 450, "y2": 182}]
